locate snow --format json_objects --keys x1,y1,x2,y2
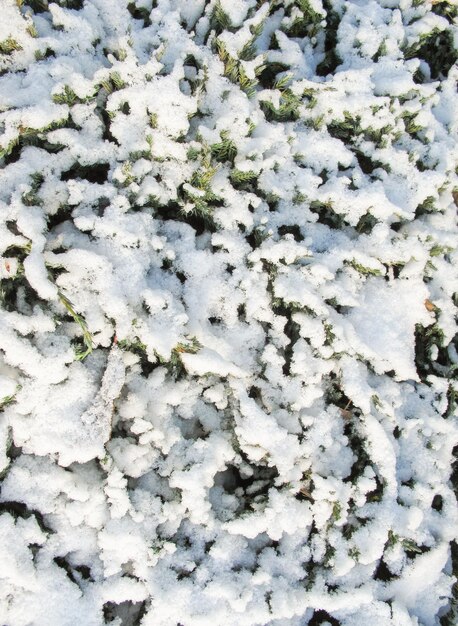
[
  {"x1": 384, "y1": 542, "x2": 451, "y2": 625},
  {"x1": 0, "y1": 0, "x2": 457, "y2": 624},
  {"x1": 346, "y1": 278, "x2": 432, "y2": 380},
  {"x1": 181, "y1": 347, "x2": 248, "y2": 378}
]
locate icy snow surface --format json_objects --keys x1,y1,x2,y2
[{"x1": 0, "y1": 0, "x2": 457, "y2": 625}]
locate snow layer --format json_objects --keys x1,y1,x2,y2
[{"x1": 0, "y1": 0, "x2": 457, "y2": 625}]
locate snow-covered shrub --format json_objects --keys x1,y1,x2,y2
[{"x1": 0, "y1": 0, "x2": 457, "y2": 624}]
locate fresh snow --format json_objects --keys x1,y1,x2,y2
[{"x1": 0, "y1": 0, "x2": 457, "y2": 625}]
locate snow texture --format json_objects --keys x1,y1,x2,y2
[{"x1": 0, "y1": 0, "x2": 457, "y2": 625}]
